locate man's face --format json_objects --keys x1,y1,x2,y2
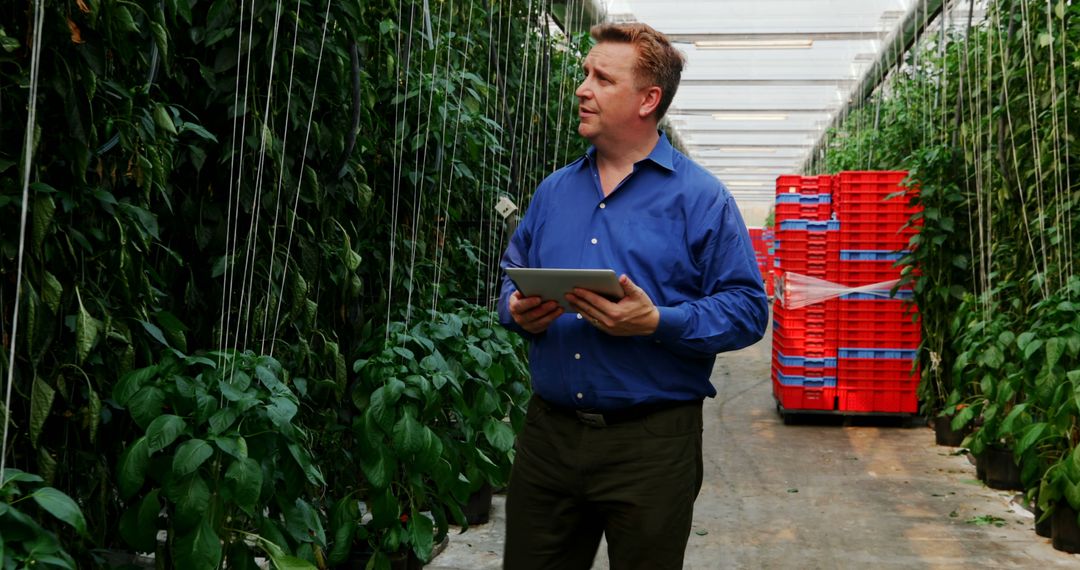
[{"x1": 575, "y1": 42, "x2": 645, "y2": 142}]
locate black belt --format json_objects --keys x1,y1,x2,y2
[{"x1": 537, "y1": 396, "x2": 700, "y2": 428}]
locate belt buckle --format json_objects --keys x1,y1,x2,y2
[{"x1": 576, "y1": 411, "x2": 607, "y2": 428}]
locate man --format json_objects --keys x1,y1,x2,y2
[{"x1": 498, "y1": 22, "x2": 768, "y2": 570}]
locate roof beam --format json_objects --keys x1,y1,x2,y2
[
  {"x1": 681, "y1": 78, "x2": 857, "y2": 88},
  {"x1": 667, "y1": 31, "x2": 890, "y2": 43}
]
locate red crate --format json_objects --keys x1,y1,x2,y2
[
  {"x1": 773, "y1": 378, "x2": 838, "y2": 411},
  {"x1": 775, "y1": 203, "x2": 832, "y2": 222},
  {"x1": 837, "y1": 325, "x2": 920, "y2": 349},
  {"x1": 776, "y1": 175, "x2": 831, "y2": 195},
  {"x1": 838, "y1": 357, "x2": 920, "y2": 379},
  {"x1": 836, "y1": 170, "x2": 909, "y2": 186},
  {"x1": 837, "y1": 377, "x2": 918, "y2": 414},
  {"x1": 838, "y1": 231, "x2": 917, "y2": 251},
  {"x1": 773, "y1": 329, "x2": 838, "y2": 358},
  {"x1": 837, "y1": 297, "x2": 917, "y2": 316},
  {"x1": 836, "y1": 209, "x2": 916, "y2": 225},
  {"x1": 834, "y1": 261, "x2": 908, "y2": 287}
]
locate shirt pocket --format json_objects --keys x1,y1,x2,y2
[{"x1": 622, "y1": 216, "x2": 687, "y2": 285}]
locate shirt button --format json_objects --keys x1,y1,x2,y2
[
  {"x1": 599, "y1": 203, "x2": 606, "y2": 209},
  {"x1": 577, "y1": 392, "x2": 584, "y2": 399},
  {"x1": 574, "y1": 353, "x2": 581, "y2": 360},
  {"x1": 591, "y1": 238, "x2": 598, "y2": 245},
  {"x1": 576, "y1": 313, "x2": 583, "y2": 319}
]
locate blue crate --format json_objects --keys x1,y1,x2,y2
[
  {"x1": 776, "y1": 372, "x2": 837, "y2": 387},
  {"x1": 779, "y1": 220, "x2": 841, "y2": 231},
  {"x1": 839, "y1": 250, "x2": 909, "y2": 261},
  {"x1": 775, "y1": 352, "x2": 838, "y2": 368},
  {"x1": 838, "y1": 348, "x2": 918, "y2": 359},
  {"x1": 776, "y1": 193, "x2": 832, "y2": 205},
  {"x1": 839, "y1": 290, "x2": 915, "y2": 301}
]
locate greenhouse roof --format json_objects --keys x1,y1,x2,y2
[{"x1": 596, "y1": 0, "x2": 982, "y2": 219}]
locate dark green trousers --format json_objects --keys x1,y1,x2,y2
[{"x1": 504, "y1": 396, "x2": 704, "y2": 570}]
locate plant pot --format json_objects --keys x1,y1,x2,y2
[
  {"x1": 976, "y1": 446, "x2": 1022, "y2": 490},
  {"x1": 463, "y1": 483, "x2": 493, "y2": 525},
  {"x1": 1034, "y1": 504, "x2": 1052, "y2": 538},
  {"x1": 1051, "y1": 504, "x2": 1080, "y2": 554},
  {"x1": 933, "y1": 415, "x2": 968, "y2": 447}
]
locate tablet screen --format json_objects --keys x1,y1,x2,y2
[{"x1": 504, "y1": 267, "x2": 624, "y2": 313}]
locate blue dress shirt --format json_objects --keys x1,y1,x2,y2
[{"x1": 498, "y1": 133, "x2": 769, "y2": 411}]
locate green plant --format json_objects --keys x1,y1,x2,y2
[
  {"x1": 111, "y1": 351, "x2": 322, "y2": 569},
  {"x1": 327, "y1": 302, "x2": 529, "y2": 567},
  {"x1": 0, "y1": 469, "x2": 88, "y2": 569}
]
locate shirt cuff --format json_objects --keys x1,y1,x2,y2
[{"x1": 652, "y1": 305, "x2": 689, "y2": 342}]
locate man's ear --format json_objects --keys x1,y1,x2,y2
[{"x1": 639, "y1": 86, "x2": 662, "y2": 119}]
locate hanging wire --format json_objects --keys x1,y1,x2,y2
[
  {"x1": 1043, "y1": 0, "x2": 1069, "y2": 290},
  {"x1": 219, "y1": 0, "x2": 253, "y2": 360},
  {"x1": 386, "y1": 0, "x2": 420, "y2": 342},
  {"x1": 991, "y1": 2, "x2": 1045, "y2": 302},
  {"x1": 1057, "y1": 0, "x2": 1074, "y2": 286},
  {"x1": 1, "y1": 0, "x2": 45, "y2": 487},
  {"x1": 268, "y1": 0, "x2": 334, "y2": 357},
  {"x1": 431, "y1": 0, "x2": 479, "y2": 312},
  {"x1": 403, "y1": 0, "x2": 449, "y2": 329},
  {"x1": 262, "y1": 0, "x2": 306, "y2": 353},
  {"x1": 235, "y1": 0, "x2": 286, "y2": 352},
  {"x1": 1018, "y1": 0, "x2": 1051, "y2": 294}
]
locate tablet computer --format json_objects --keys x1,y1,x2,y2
[{"x1": 504, "y1": 267, "x2": 624, "y2": 313}]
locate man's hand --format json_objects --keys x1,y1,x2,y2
[
  {"x1": 508, "y1": 290, "x2": 563, "y2": 334},
  {"x1": 567, "y1": 274, "x2": 659, "y2": 336}
]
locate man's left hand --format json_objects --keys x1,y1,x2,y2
[{"x1": 567, "y1": 274, "x2": 660, "y2": 336}]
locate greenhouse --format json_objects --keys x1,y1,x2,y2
[{"x1": 2, "y1": 0, "x2": 1080, "y2": 568}]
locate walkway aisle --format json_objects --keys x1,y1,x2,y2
[{"x1": 432, "y1": 326, "x2": 1079, "y2": 569}]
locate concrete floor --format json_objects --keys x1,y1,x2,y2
[{"x1": 429, "y1": 327, "x2": 1080, "y2": 569}]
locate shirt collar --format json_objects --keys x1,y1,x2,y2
[{"x1": 584, "y1": 131, "x2": 676, "y2": 173}]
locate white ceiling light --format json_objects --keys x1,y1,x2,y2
[
  {"x1": 712, "y1": 113, "x2": 788, "y2": 121},
  {"x1": 713, "y1": 147, "x2": 777, "y2": 153},
  {"x1": 694, "y1": 39, "x2": 814, "y2": 50}
]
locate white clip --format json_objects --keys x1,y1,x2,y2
[{"x1": 495, "y1": 196, "x2": 518, "y2": 219}]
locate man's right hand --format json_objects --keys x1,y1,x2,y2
[{"x1": 509, "y1": 290, "x2": 563, "y2": 334}]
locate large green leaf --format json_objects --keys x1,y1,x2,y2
[
  {"x1": 359, "y1": 444, "x2": 393, "y2": 490},
  {"x1": 29, "y1": 375, "x2": 55, "y2": 449},
  {"x1": 1046, "y1": 337, "x2": 1065, "y2": 371},
  {"x1": 168, "y1": 474, "x2": 211, "y2": 531},
  {"x1": 208, "y1": 407, "x2": 238, "y2": 434},
  {"x1": 31, "y1": 487, "x2": 88, "y2": 538},
  {"x1": 408, "y1": 510, "x2": 435, "y2": 562},
  {"x1": 113, "y1": 365, "x2": 159, "y2": 406},
  {"x1": 74, "y1": 291, "x2": 100, "y2": 364},
  {"x1": 146, "y1": 414, "x2": 187, "y2": 453},
  {"x1": 483, "y1": 419, "x2": 515, "y2": 453},
  {"x1": 120, "y1": 489, "x2": 161, "y2": 552},
  {"x1": 172, "y1": 439, "x2": 213, "y2": 477},
  {"x1": 287, "y1": 442, "x2": 325, "y2": 486},
  {"x1": 118, "y1": 437, "x2": 150, "y2": 499},
  {"x1": 284, "y1": 498, "x2": 325, "y2": 545},
  {"x1": 172, "y1": 519, "x2": 222, "y2": 570},
  {"x1": 267, "y1": 396, "x2": 298, "y2": 427},
  {"x1": 128, "y1": 386, "x2": 166, "y2": 429},
  {"x1": 40, "y1": 271, "x2": 63, "y2": 314},
  {"x1": 224, "y1": 457, "x2": 262, "y2": 513}
]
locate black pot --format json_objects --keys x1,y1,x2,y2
[
  {"x1": 1034, "y1": 504, "x2": 1053, "y2": 538},
  {"x1": 1052, "y1": 504, "x2": 1080, "y2": 553},
  {"x1": 977, "y1": 446, "x2": 1023, "y2": 490},
  {"x1": 463, "y1": 483, "x2": 493, "y2": 525},
  {"x1": 933, "y1": 415, "x2": 968, "y2": 447}
]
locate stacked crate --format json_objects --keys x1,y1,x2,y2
[
  {"x1": 748, "y1": 227, "x2": 776, "y2": 298},
  {"x1": 833, "y1": 171, "x2": 921, "y2": 414},
  {"x1": 771, "y1": 175, "x2": 840, "y2": 413},
  {"x1": 770, "y1": 171, "x2": 922, "y2": 417}
]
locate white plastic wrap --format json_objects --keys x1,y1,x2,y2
[{"x1": 778, "y1": 272, "x2": 902, "y2": 309}]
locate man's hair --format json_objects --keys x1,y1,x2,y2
[{"x1": 589, "y1": 22, "x2": 685, "y2": 120}]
